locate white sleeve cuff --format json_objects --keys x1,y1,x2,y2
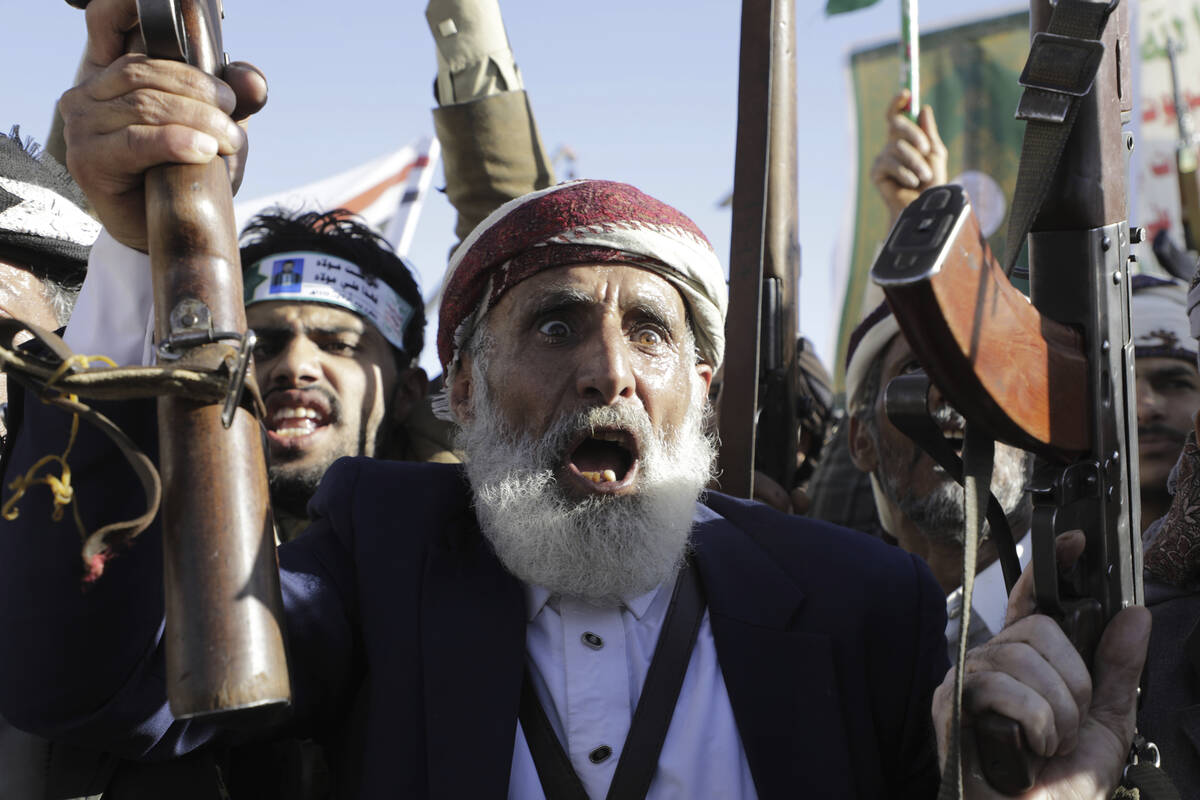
[{"x1": 63, "y1": 229, "x2": 156, "y2": 367}]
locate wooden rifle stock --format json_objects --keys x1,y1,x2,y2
[
  {"x1": 718, "y1": 0, "x2": 800, "y2": 498},
  {"x1": 873, "y1": 0, "x2": 1141, "y2": 792},
  {"x1": 138, "y1": 0, "x2": 291, "y2": 719},
  {"x1": 873, "y1": 186, "x2": 1088, "y2": 461}
]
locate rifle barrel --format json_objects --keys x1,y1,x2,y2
[{"x1": 140, "y1": 0, "x2": 291, "y2": 719}]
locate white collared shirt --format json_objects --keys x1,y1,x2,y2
[
  {"x1": 511, "y1": 578, "x2": 758, "y2": 800},
  {"x1": 945, "y1": 531, "x2": 1031, "y2": 637}
]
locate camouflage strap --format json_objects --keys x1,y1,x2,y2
[{"x1": 1116, "y1": 737, "x2": 1181, "y2": 800}]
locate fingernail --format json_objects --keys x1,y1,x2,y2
[
  {"x1": 218, "y1": 83, "x2": 237, "y2": 113},
  {"x1": 919, "y1": 167, "x2": 934, "y2": 182},
  {"x1": 191, "y1": 133, "x2": 219, "y2": 158},
  {"x1": 225, "y1": 120, "x2": 246, "y2": 149}
]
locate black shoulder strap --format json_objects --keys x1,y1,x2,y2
[
  {"x1": 1002, "y1": 0, "x2": 1115, "y2": 276},
  {"x1": 518, "y1": 559, "x2": 707, "y2": 800},
  {"x1": 519, "y1": 669, "x2": 590, "y2": 800}
]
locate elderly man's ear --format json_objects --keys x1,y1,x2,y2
[
  {"x1": 847, "y1": 415, "x2": 880, "y2": 473},
  {"x1": 449, "y1": 352, "x2": 475, "y2": 423},
  {"x1": 390, "y1": 366, "x2": 431, "y2": 426},
  {"x1": 695, "y1": 362, "x2": 714, "y2": 396}
]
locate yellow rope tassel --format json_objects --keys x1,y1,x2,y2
[{"x1": 2, "y1": 354, "x2": 116, "y2": 527}]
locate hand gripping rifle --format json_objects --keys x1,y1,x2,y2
[
  {"x1": 870, "y1": 0, "x2": 1146, "y2": 794},
  {"x1": 717, "y1": 0, "x2": 802, "y2": 499},
  {"x1": 66, "y1": 0, "x2": 292, "y2": 719}
]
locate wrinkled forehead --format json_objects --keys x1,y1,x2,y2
[{"x1": 497, "y1": 263, "x2": 689, "y2": 323}]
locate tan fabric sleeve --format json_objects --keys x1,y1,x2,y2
[
  {"x1": 433, "y1": 90, "x2": 555, "y2": 247},
  {"x1": 426, "y1": 0, "x2": 522, "y2": 104}
]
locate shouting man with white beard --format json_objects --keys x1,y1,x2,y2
[
  {"x1": 0, "y1": 3, "x2": 1153, "y2": 793},
  {"x1": 845, "y1": 303, "x2": 1034, "y2": 655}
]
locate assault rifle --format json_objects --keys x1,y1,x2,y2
[
  {"x1": 1167, "y1": 37, "x2": 1200, "y2": 253},
  {"x1": 871, "y1": 0, "x2": 1141, "y2": 793},
  {"x1": 718, "y1": 0, "x2": 802, "y2": 498},
  {"x1": 63, "y1": 0, "x2": 293, "y2": 719}
]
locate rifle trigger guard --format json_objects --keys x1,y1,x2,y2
[{"x1": 221, "y1": 330, "x2": 255, "y2": 430}]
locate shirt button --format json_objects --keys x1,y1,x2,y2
[
  {"x1": 581, "y1": 631, "x2": 604, "y2": 650},
  {"x1": 589, "y1": 745, "x2": 613, "y2": 764}
]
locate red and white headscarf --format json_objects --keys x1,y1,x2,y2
[{"x1": 438, "y1": 180, "x2": 727, "y2": 371}]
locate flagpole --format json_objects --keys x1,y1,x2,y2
[{"x1": 901, "y1": 0, "x2": 918, "y2": 120}]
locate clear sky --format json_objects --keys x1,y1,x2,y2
[{"x1": 1, "y1": 0, "x2": 1021, "y2": 372}]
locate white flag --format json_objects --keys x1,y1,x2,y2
[{"x1": 234, "y1": 136, "x2": 441, "y2": 258}]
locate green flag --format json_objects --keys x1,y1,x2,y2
[
  {"x1": 825, "y1": 0, "x2": 882, "y2": 15},
  {"x1": 833, "y1": 10, "x2": 1030, "y2": 389}
]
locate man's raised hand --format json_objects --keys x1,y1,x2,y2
[
  {"x1": 870, "y1": 90, "x2": 948, "y2": 226},
  {"x1": 60, "y1": 0, "x2": 267, "y2": 252},
  {"x1": 934, "y1": 530, "x2": 1151, "y2": 799}
]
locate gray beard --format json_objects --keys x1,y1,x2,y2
[
  {"x1": 875, "y1": 407, "x2": 1030, "y2": 546},
  {"x1": 458, "y1": 368, "x2": 717, "y2": 607}
]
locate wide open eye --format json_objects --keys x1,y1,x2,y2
[
  {"x1": 633, "y1": 326, "x2": 664, "y2": 346},
  {"x1": 538, "y1": 319, "x2": 571, "y2": 339}
]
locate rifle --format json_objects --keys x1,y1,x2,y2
[
  {"x1": 871, "y1": 0, "x2": 1141, "y2": 793},
  {"x1": 1167, "y1": 37, "x2": 1200, "y2": 254},
  {"x1": 718, "y1": 0, "x2": 801, "y2": 499},
  {"x1": 136, "y1": 0, "x2": 291, "y2": 719}
]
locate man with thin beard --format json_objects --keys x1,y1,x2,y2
[{"x1": 845, "y1": 303, "x2": 1034, "y2": 655}]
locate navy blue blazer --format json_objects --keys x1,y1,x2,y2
[{"x1": 0, "y1": 395, "x2": 948, "y2": 798}]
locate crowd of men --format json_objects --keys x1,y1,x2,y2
[{"x1": 1, "y1": 0, "x2": 1196, "y2": 798}]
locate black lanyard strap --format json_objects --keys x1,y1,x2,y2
[{"x1": 519, "y1": 558, "x2": 707, "y2": 800}]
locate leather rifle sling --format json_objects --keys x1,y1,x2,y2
[{"x1": 518, "y1": 558, "x2": 707, "y2": 800}]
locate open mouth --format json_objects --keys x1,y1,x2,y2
[
  {"x1": 265, "y1": 390, "x2": 334, "y2": 447},
  {"x1": 564, "y1": 428, "x2": 639, "y2": 493},
  {"x1": 941, "y1": 426, "x2": 964, "y2": 455}
]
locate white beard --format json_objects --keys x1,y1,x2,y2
[{"x1": 458, "y1": 367, "x2": 716, "y2": 607}]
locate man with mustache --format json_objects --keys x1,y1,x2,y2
[
  {"x1": 0, "y1": 0, "x2": 1151, "y2": 796},
  {"x1": 844, "y1": 303, "x2": 1034, "y2": 655},
  {"x1": 238, "y1": 210, "x2": 431, "y2": 541},
  {"x1": 1130, "y1": 275, "x2": 1200, "y2": 533}
]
